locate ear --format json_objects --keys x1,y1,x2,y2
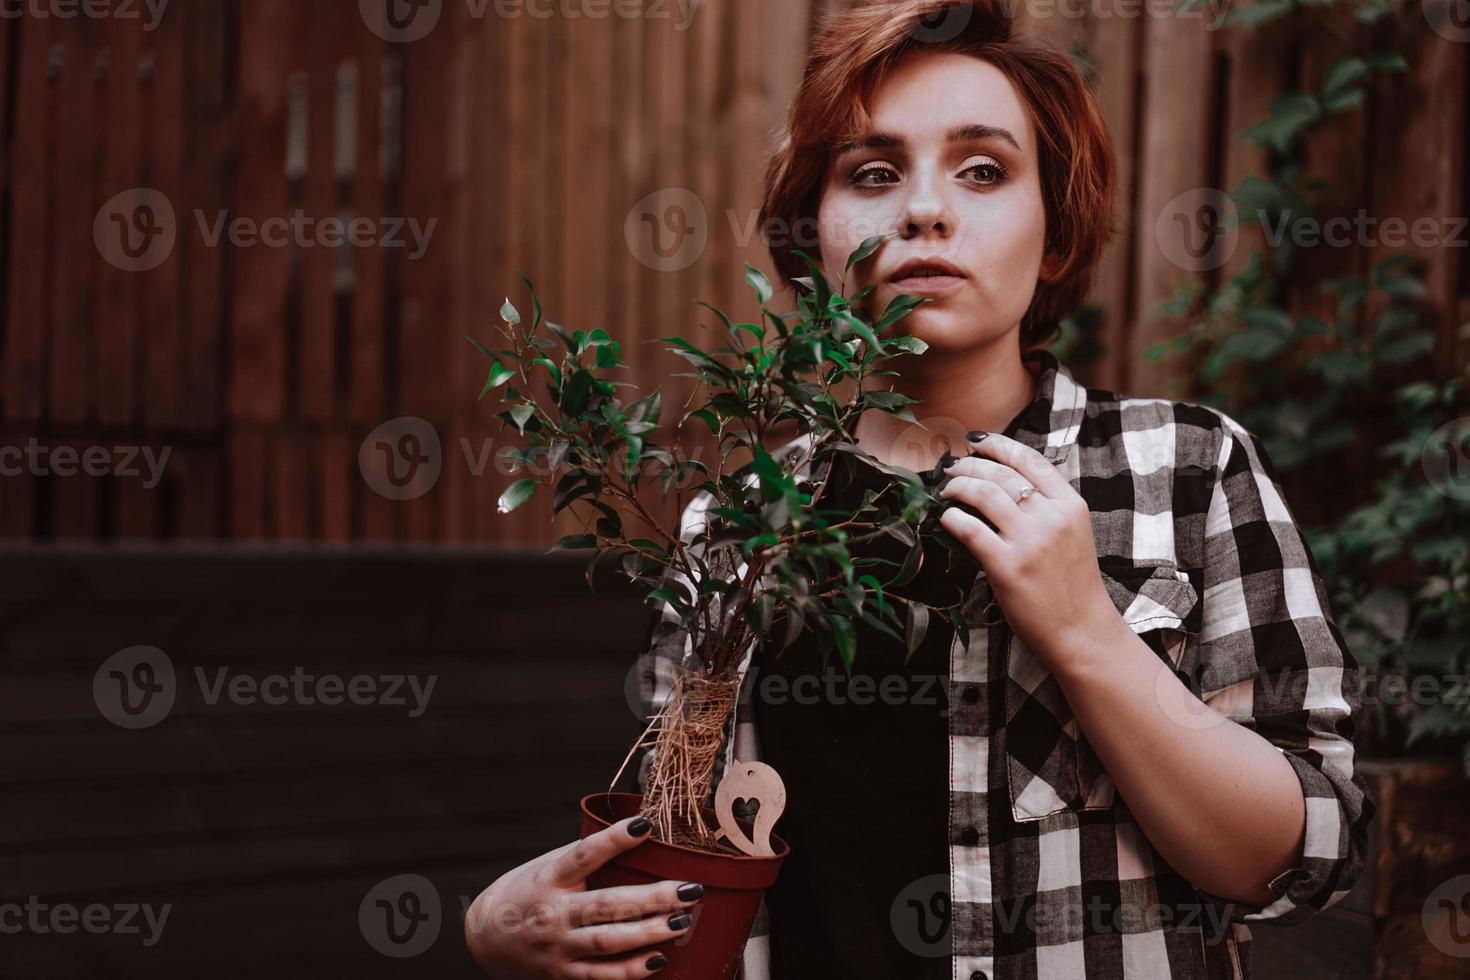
[{"x1": 1037, "y1": 249, "x2": 1064, "y2": 283}]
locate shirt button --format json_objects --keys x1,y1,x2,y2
[
  {"x1": 963, "y1": 685, "x2": 981, "y2": 703},
  {"x1": 970, "y1": 972, "x2": 988, "y2": 980},
  {"x1": 960, "y1": 825, "x2": 979, "y2": 845}
]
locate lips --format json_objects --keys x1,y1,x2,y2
[{"x1": 887, "y1": 257, "x2": 967, "y2": 282}]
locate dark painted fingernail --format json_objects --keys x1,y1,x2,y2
[
  {"x1": 668, "y1": 912, "x2": 693, "y2": 930},
  {"x1": 628, "y1": 816, "x2": 652, "y2": 837},
  {"x1": 646, "y1": 953, "x2": 669, "y2": 971},
  {"x1": 967, "y1": 430, "x2": 989, "y2": 443},
  {"x1": 677, "y1": 882, "x2": 704, "y2": 901}
]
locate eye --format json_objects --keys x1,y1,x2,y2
[
  {"x1": 850, "y1": 163, "x2": 899, "y2": 189},
  {"x1": 963, "y1": 159, "x2": 1010, "y2": 186}
]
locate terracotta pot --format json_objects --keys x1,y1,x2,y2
[{"x1": 579, "y1": 791, "x2": 789, "y2": 980}]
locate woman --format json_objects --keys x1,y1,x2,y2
[{"x1": 464, "y1": 2, "x2": 1374, "y2": 977}]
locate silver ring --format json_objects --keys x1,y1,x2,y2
[{"x1": 1016, "y1": 486, "x2": 1038, "y2": 501}]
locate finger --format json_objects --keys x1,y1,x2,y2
[
  {"x1": 940, "y1": 502, "x2": 1005, "y2": 563},
  {"x1": 568, "y1": 880, "x2": 703, "y2": 926},
  {"x1": 547, "y1": 816, "x2": 655, "y2": 889},
  {"x1": 965, "y1": 431, "x2": 1071, "y2": 499},
  {"x1": 564, "y1": 908, "x2": 695, "y2": 959},
  {"x1": 943, "y1": 456, "x2": 1031, "y2": 499},
  {"x1": 565, "y1": 949, "x2": 671, "y2": 978},
  {"x1": 939, "y1": 475, "x2": 1025, "y2": 536}
]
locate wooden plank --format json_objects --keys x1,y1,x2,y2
[
  {"x1": 297, "y1": 4, "x2": 346, "y2": 423},
  {"x1": 141, "y1": 2, "x2": 185, "y2": 429},
  {"x1": 1290, "y1": 10, "x2": 1374, "y2": 327},
  {"x1": 51, "y1": 19, "x2": 98, "y2": 427},
  {"x1": 112, "y1": 460, "x2": 159, "y2": 540},
  {"x1": 1129, "y1": 13, "x2": 1215, "y2": 397},
  {"x1": 317, "y1": 429, "x2": 352, "y2": 542},
  {"x1": 272, "y1": 429, "x2": 312, "y2": 540},
  {"x1": 46, "y1": 440, "x2": 100, "y2": 540},
  {"x1": 228, "y1": 428, "x2": 268, "y2": 539},
  {"x1": 0, "y1": 436, "x2": 37, "y2": 539},
  {"x1": 396, "y1": 19, "x2": 455, "y2": 543},
  {"x1": 495, "y1": 9, "x2": 547, "y2": 548},
  {"x1": 1368, "y1": 7, "x2": 1466, "y2": 370},
  {"x1": 1083, "y1": 15, "x2": 1141, "y2": 394},
  {"x1": 229, "y1": 0, "x2": 298, "y2": 423},
  {"x1": 1218, "y1": 21, "x2": 1295, "y2": 284},
  {"x1": 96, "y1": 14, "x2": 146, "y2": 427},
  {"x1": 173, "y1": 446, "x2": 221, "y2": 539},
  {"x1": 448, "y1": 21, "x2": 495, "y2": 544},
  {"x1": 346, "y1": 35, "x2": 389, "y2": 425},
  {"x1": 1, "y1": 16, "x2": 54, "y2": 424},
  {"x1": 180, "y1": 0, "x2": 232, "y2": 434}
]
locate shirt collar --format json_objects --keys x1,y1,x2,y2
[{"x1": 1001, "y1": 348, "x2": 1088, "y2": 465}]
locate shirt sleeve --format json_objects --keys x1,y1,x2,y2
[{"x1": 1190, "y1": 412, "x2": 1376, "y2": 925}]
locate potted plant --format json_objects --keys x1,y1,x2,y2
[{"x1": 469, "y1": 238, "x2": 964, "y2": 978}]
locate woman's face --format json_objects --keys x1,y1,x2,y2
[{"x1": 817, "y1": 51, "x2": 1054, "y2": 353}]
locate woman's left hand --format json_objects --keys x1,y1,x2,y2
[{"x1": 937, "y1": 431, "x2": 1119, "y2": 669}]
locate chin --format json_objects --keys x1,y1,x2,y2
[{"x1": 886, "y1": 305, "x2": 1008, "y2": 354}]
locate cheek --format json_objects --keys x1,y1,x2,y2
[{"x1": 816, "y1": 190, "x2": 889, "y2": 281}]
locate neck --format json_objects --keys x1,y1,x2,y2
[{"x1": 855, "y1": 330, "x2": 1039, "y2": 471}]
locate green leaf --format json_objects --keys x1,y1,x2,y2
[
  {"x1": 827, "y1": 613, "x2": 856, "y2": 676},
  {"x1": 904, "y1": 602, "x2": 929, "y2": 661},
  {"x1": 1243, "y1": 92, "x2": 1323, "y2": 155},
  {"x1": 845, "y1": 234, "x2": 888, "y2": 271},
  {"x1": 478, "y1": 358, "x2": 516, "y2": 398},
  {"x1": 497, "y1": 479, "x2": 537, "y2": 514},
  {"x1": 745, "y1": 264, "x2": 774, "y2": 305},
  {"x1": 500, "y1": 297, "x2": 521, "y2": 326},
  {"x1": 886, "y1": 336, "x2": 929, "y2": 356},
  {"x1": 1321, "y1": 58, "x2": 1368, "y2": 103},
  {"x1": 507, "y1": 403, "x2": 536, "y2": 433}
]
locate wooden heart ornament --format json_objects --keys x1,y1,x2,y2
[{"x1": 713, "y1": 761, "x2": 786, "y2": 857}]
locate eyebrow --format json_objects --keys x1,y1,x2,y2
[{"x1": 833, "y1": 123, "x2": 1022, "y2": 156}]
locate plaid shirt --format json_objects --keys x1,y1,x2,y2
[{"x1": 635, "y1": 348, "x2": 1374, "y2": 980}]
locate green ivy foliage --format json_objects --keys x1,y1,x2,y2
[{"x1": 1147, "y1": 4, "x2": 1470, "y2": 772}]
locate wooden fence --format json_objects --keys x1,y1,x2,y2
[{"x1": 0, "y1": 0, "x2": 1464, "y2": 544}]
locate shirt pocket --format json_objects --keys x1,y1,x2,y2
[{"x1": 1004, "y1": 559, "x2": 1202, "y2": 822}]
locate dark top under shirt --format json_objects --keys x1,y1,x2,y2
[{"x1": 753, "y1": 454, "x2": 978, "y2": 978}]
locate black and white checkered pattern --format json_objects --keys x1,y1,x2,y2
[{"x1": 635, "y1": 348, "x2": 1375, "y2": 979}]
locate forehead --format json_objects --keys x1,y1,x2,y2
[{"x1": 859, "y1": 50, "x2": 1035, "y2": 155}]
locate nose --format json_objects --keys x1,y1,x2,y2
[{"x1": 898, "y1": 167, "x2": 954, "y2": 241}]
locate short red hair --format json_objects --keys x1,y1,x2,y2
[{"x1": 760, "y1": 0, "x2": 1118, "y2": 349}]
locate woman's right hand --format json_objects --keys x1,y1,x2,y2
[{"x1": 464, "y1": 815, "x2": 703, "y2": 979}]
